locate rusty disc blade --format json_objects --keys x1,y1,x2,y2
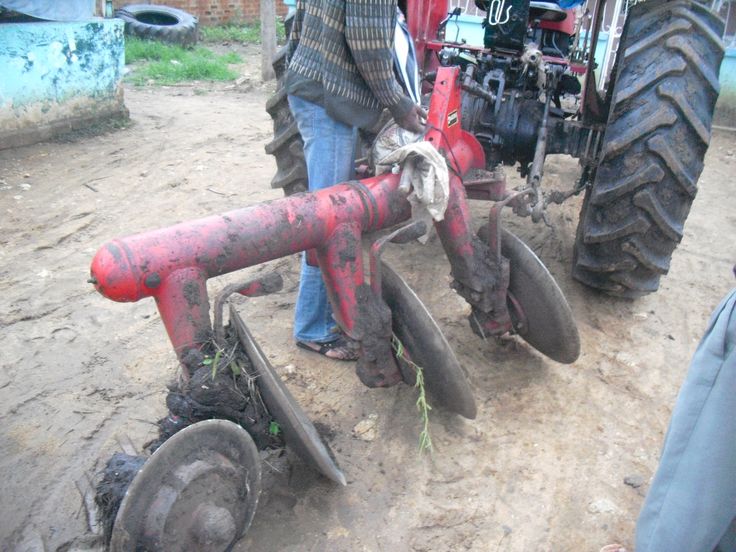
[
  {"x1": 229, "y1": 304, "x2": 347, "y2": 486},
  {"x1": 381, "y1": 260, "x2": 477, "y2": 419},
  {"x1": 110, "y1": 419, "x2": 261, "y2": 552},
  {"x1": 501, "y1": 229, "x2": 580, "y2": 364}
]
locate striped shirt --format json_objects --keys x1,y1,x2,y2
[{"x1": 286, "y1": 0, "x2": 414, "y2": 129}]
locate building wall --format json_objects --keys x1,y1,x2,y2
[
  {"x1": 110, "y1": 0, "x2": 288, "y2": 25},
  {"x1": 0, "y1": 19, "x2": 128, "y2": 149}
]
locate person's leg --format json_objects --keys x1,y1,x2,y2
[
  {"x1": 287, "y1": 95, "x2": 358, "y2": 354},
  {"x1": 635, "y1": 289, "x2": 736, "y2": 552}
]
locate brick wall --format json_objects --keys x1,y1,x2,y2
[{"x1": 112, "y1": 0, "x2": 288, "y2": 25}]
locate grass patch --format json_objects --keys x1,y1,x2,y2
[
  {"x1": 124, "y1": 37, "x2": 242, "y2": 85},
  {"x1": 125, "y1": 37, "x2": 185, "y2": 63},
  {"x1": 201, "y1": 23, "x2": 261, "y2": 43},
  {"x1": 200, "y1": 19, "x2": 286, "y2": 44},
  {"x1": 219, "y1": 51, "x2": 243, "y2": 64}
]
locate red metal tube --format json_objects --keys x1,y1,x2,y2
[
  {"x1": 316, "y1": 221, "x2": 364, "y2": 335},
  {"x1": 154, "y1": 267, "x2": 210, "y2": 357},
  {"x1": 91, "y1": 174, "x2": 408, "y2": 304},
  {"x1": 435, "y1": 174, "x2": 479, "y2": 280},
  {"x1": 90, "y1": 66, "x2": 490, "y2": 383},
  {"x1": 424, "y1": 66, "x2": 485, "y2": 175},
  {"x1": 91, "y1": 174, "x2": 410, "y2": 358}
]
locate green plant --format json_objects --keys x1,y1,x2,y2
[
  {"x1": 202, "y1": 348, "x2": 223, "y2": 380},
  {"x1": 229, "y1": 359, "x2": 242, "y2": 377},
  {"x1": 124, "y1": 37, "x2": 242, "y2": 85},
  {"x1": 125, "y1": 37, "x2": 185, "y2": 63},
  {"x1": 200, "y1": 23, "x2": 261, "y2": 43},
  {"x1": 200, "y1": 18, "x2": 286, "y2": 44},
  {"x1": 220, "y1": 51, "x2": 242, "y2": 64},
  {"x1": 392, "y1": 335, "x2": 433, "y2": 453}
]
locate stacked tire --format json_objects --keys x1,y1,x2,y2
[{"x1": 116, "y1": 4, "x2": 199, "y2": 47}]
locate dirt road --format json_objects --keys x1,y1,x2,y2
[{"x1": 2, "y1": 47, "x2": 735, "y2": 550}]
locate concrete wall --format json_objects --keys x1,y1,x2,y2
[{"x1": 0, "y1": 19, "x2": 128, "y2": 149}]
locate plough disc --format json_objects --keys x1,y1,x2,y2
[
  {"x1": 381, "y1": 260, "x2": 477, "y2": 420},
  {"x1": 110, "y1": 419, "x2": 261, "y2": 552},
  {"x1": 501, "y1": 229, "x2": 580, "y2": 364},
  {"x1": 229, "y1": 304, "x2": 347, "y2": 486}
]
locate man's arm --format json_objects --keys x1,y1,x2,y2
[{"x1": 344, "y1": 0, "x2": 415, "y2": 123}]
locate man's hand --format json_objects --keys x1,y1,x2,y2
[{"x1": 396, "y1": 104, "x2": 427, "y2": 134}]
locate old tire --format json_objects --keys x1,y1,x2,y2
[
  {"x1": 116, "y1": 4, "x2": 198, "y2": 47},
  {"x1": 572, "y1": 0, "x2": 724, "y2": 298},
  {"x1": 265, "y1": 47, "x2": 308, "y2": 196}
]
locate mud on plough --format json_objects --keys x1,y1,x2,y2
[
  {"x1": 87, "y1": 0, "x2": 724, "y2": 547},
  {"x1": 87, "y1": 64, "x2": 579, "y2": 549}
]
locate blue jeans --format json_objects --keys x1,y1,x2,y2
[{"x1": 288, "y1": 94, "x2": 358, "y2": 343}]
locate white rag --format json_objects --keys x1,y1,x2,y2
[{"x1": 376, "y1": 141, "x2": 450, "y2": 243}]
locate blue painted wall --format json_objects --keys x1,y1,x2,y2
[
  {"x1": 720, "y1": 49, "x2": 736, "y2": 91},
  {"x1": 0, "y1": 19, "x2": 127, "y2": 148}
]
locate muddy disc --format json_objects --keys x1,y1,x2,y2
[
  {"x1": 381, "y1": 260, "x2": 477, "y2": 419},
  {"x1": 500, "y1": 229, "x2": 580, "y2": 364},
  {"x1": 229, "y1": 304, "x2": 347, "y2": 486},
  {"x1": 110, "y1": 419, "x2": 261, "y2": 552}
]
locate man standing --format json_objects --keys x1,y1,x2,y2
[
  {"x1": 634, "y1": 283, "x2": 736, "y2": 552},
  {"x1": 285, "y1": 0, "x2": 425, "y2": 360},
  {"x1": 603, "y1": 276, "x2": 736, "y2": 552}
]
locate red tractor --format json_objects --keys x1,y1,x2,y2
[
  {"x1": 268, "y1": 0, "x2": 725, "y2": 299},
  {"x1": 89, "y1": 0, "x2": 724, "y2": 548}
]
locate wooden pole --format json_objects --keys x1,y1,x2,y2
[{"x1": 260, "y1": 0, "x2": 277, "y2": 81}]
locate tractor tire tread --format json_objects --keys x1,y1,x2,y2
[
  {"x1": 573, "y1": 0, "x2": 724, "y2": 297},
  {"x1": 264, "y1": 58, "x2": 308, "y2": 195}
]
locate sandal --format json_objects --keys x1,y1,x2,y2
[{"x1": 296, "y1": 335, "x2": 359, "y2": 361}]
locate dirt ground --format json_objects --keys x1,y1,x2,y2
[{"x1": 2, "y1": 45, "x2": 735, "y2": 551}]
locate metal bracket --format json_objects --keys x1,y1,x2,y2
[
  {"x1": 369, "y1": 220, "x2": 428, "y2": 298},
  {"x1": 212, "y1": 272, "x2": 283, "y2": 348}
]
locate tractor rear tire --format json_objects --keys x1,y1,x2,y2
[
  {"x1": 572, "y1": 0, "x2": 724, "y2": 298},
  {"x1": 264, "y1": 46, "x2": 309, "y2": 196}
]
